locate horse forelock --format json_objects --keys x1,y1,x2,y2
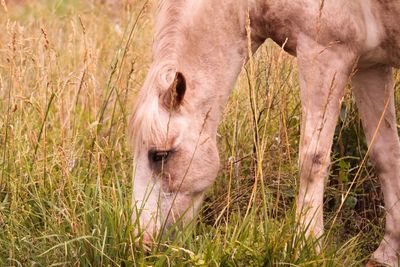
[
  {"x1": 129, "y1": 61, "x2": 177, "y2": 153},
  {"x1": 130, "y1": 96, "x2": 166, "y2": 154},
  {"x1": 130, "y1": 0, "x2": 199, "y2": 152}
]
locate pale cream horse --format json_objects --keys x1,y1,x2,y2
[{"x1": 130, "y1": 0, "x2": 400, "y2": 266}]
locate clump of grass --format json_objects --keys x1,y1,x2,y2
[{"x1": 0, "y1": 1, "x2": 396, "y2": 266}]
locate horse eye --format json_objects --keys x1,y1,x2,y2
[{"x1": 149, "y1": 150, "x2": 170, "y2": 163}]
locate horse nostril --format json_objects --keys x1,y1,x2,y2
[
  {"x1": 135, "y1": 231, "x2": 155, "y2": 252},
  {"x1": 143, "y1": 232, "x2": 153, "y2": 244}
]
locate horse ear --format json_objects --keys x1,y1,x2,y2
[{"x1": 163, "y1": 72, "x2": 186, "y2": 110}]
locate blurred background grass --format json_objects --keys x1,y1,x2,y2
[{"x1": 0, "y1": 0, "x2": 398, "y2": 266}]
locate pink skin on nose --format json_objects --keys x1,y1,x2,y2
[{"x1": 142, "y1": 232, "x2": 153, "y2": 245}]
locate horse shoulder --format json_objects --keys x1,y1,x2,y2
[
  {"x1": 373, "y1": 0, "x2": 400, "y2": 67},
  {"x1": 251, "y1": 0, "x2": 368, "y2": 56}
]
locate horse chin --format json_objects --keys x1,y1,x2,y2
[
  {"x1": 156, "y1": 191, "x2": 205, "y2": 238},
  {"x1": 169, "y1": 191, "x2": 202, "y2": 217},
  {"x1": 133, "y1": 220, "x2": 160, "y2": 249}
]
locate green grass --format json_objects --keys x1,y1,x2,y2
[{"x1": 0, "y1": 0, "x2": 397, "y2": 266}]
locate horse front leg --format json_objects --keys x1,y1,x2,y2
[
  {"x1": 295, "y1": 34, "x2": 356, "y2": 243},
  {"x1": 352, "y1": 65, "x2": 400, "y2": 267}
]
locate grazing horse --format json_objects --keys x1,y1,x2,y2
[{"x1": 130, "y1": 0, "x2": 400, "y2": 265}]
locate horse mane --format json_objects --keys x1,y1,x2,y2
[
  {"x1": 152, "y1": 0, "x2": 187, "y2": 61},
  {"x1": 129, "y1": 0, "x2": 193, "y2": 152}
]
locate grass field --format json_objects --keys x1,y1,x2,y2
[{"x1": 1, "y1": 1, "x2": 399, "y2": 266}]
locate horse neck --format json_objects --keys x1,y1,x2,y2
[{"x1": 152, "y1": 0, "x2": 251, "y2": 136}]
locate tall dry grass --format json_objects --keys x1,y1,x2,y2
[{"x1": 1, "y1": 1, "x2": 398, "y2": 266}]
